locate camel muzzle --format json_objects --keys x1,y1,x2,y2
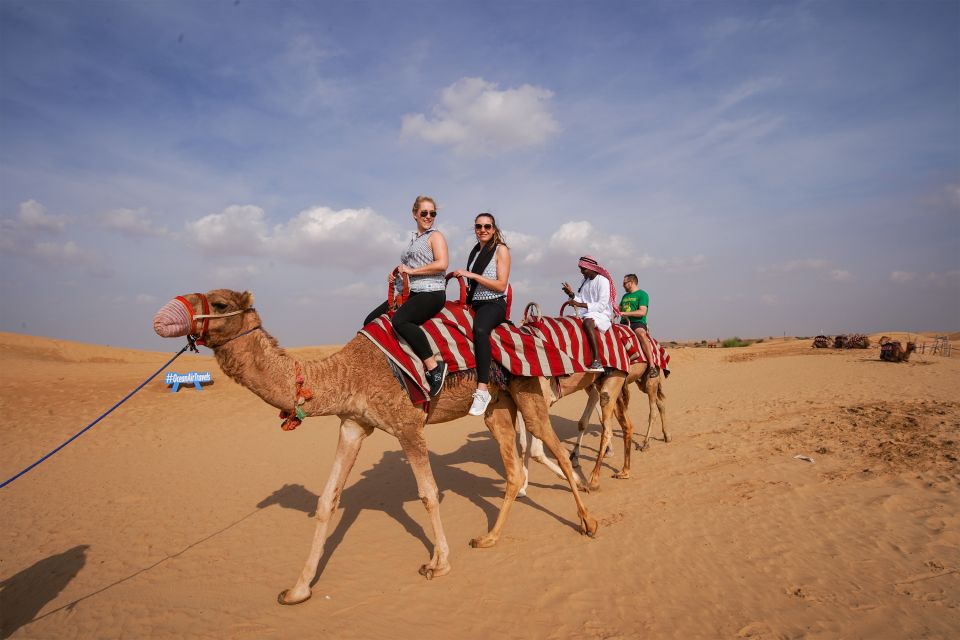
[{"x1": 153, "y1": 298, "x2": 193, "y2": 338}]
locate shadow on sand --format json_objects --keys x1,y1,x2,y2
[
  {"x1": 257, "y1": 427, "x2": 586, "y2": 587},
  {"x1": 1, "y1": 545, "x2": 89, "y2": 639}
]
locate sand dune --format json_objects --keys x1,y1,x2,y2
[{"x1": 1, "y1": 331, "x2": 958, "y2": 639}]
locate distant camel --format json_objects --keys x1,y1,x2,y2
[
  {"x1": 879, "y1": 336, "x2": 916, "y2": 362},
  {"x1": 812, "y1": 335, "x2": 831, "y2": 348},
  {"x1": 514, "y1": 303, "x2": 666, "y2": 493},
  {"x1": 844, "y1": 334, "x2": 871, "y2": 349},
  {"x1": 153, "y1": 289, "x2": 597, "y2": 606},
  {"x1": 518, "y1": 358, "x2": 667, "y2": 496}
]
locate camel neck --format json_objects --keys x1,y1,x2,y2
[{"x1": 212, "y1": 320, "x2": 348, "y2": 416}]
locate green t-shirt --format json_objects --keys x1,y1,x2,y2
[{"x1": 619, "y1": 289, "x2": 649, "y2": 327}]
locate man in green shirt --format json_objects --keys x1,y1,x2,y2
[{"x1": 619, "y1": 273, "x2": 659, "y2": 378}]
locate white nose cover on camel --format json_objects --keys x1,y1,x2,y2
[{"x1": 153, "y1": 299, "x2": 192, "y2": 338}]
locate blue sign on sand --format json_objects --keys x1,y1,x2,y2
[{"x1": 165, "y1": 371, "x2": 212, "y2": 392}]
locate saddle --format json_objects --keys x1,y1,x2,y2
[{"x1": 360, "y1": 275, "x2": 587, "y2": 406}]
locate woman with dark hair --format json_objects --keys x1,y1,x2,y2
[
  {"x1": 364, "y1": 195, "x2": 449, "y2": 396},
  {"x1": 453, "y1": 212, "x2": 511, "y2": 415}
]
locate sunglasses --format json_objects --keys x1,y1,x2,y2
[
  {"x1": 418, "y1": 210, "x2": 437, "y2": 218},
  {"x1": 474, "y1": 223, "x2": 493, "y2": 231}
]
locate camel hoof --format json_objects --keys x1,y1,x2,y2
[
  {"x1": 419, "y1": 565, "x2": 436, "y2": 580},
  {"x1": 588, "y1": 479, "x2": 601, "y2": 492},
  {"x1": 518, "y1": 489, "x2": 527, "y2": 498},
  {"x1": 639, "y1": 441, "x2": 650, "y2": 452},
  {"x1": 613, "y1": 470, "x2": 630, "y2": 479},
  {"x1": 664, "y1": 434, "x2": 672, "y2": 443},
  {"x1": 277, "y1": 589, "x2": 311, "y2": 606},
  {"x1": 470, "y1": 536, "x2": 497, "y2": 549},
  {"x1": 581, "y1": 517, "x2": 599, "y2": 538}
]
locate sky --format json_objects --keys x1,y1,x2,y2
[{"x1": 1, "y1": 0, "x2": 958, "y2": 351}]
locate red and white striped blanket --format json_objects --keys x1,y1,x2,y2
[
  {"x1": 360, "y1": 304, "x2": 670, "y2": 406},
  {"x1": 521, "y1": 316, "x2": 670, "y2": 373},
  {"x1": 360, "y1": 303, "x2": 588, "y2": 406}
]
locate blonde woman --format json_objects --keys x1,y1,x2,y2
[{"x1": 364, "y1": 195, "x2": 449, "y2": 396}]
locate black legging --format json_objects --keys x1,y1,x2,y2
[
  {"x1": 364, "y1": 290, "x2": 445, "y2": 361},
  {"x1": 471, "y1": 298, "x2": 506, "y2": 384}
]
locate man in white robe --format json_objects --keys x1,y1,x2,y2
[{"x1": 561, "y1": 255, "x2": 618, "y2": 372}]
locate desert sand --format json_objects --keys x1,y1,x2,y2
[{"x1": 1, "y1": 330, "x2": 958, "y2": 639}]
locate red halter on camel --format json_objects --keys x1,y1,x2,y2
[{"x1": 153, "y1": 293, "x2": 250, "y2": 347}]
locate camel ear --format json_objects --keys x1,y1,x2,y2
[{"x1": 240, "y1": 291, "x2": 254, "y2": 309}]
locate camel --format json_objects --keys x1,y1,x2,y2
[
  {"x1": 514, "y1": 371, "x2": 627, "y2": 494},
  {"x1": 517, "y1": 359, "x2": 667, "y2": 495},
  {"x1": 152, "y1": 289, "x2": 598, "y2": 606},
  {"x1": 879, "y1": 336, "x2": 916, "y2": 362}
]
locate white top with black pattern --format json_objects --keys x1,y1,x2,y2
[{"x1": 468, "y1": 245, "x2": 506, "y2": 302}]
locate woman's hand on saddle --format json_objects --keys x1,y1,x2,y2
[
  {"x1": 452, "y1": 269, "x2": 474, "y2": 280},
  {"x1": 397, "y1": 264, "x2": 413, "y2": 276}
]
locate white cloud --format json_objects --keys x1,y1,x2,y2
[
  {"x1": 717, "y1": 77, "x2": 784, "y2": 112},
  {"x1": 331, "y1": 282, "x2": 380, "y2": 299},
  {"x1": 401, "y1": 77, "x2": 560, "y2": 155},
  {"x1": 184, "y1": 204, "x2": 409, "y2": 272},
  {"x1": 32, "y1": 240, "x2": 111, "y2": 277},
  {"x1": 497, "y1": 221, "x2": 701, "y2": 280},
  {"x1": 890, "y1": 270, "x2": 960, "y2": 287},
  {"x1": 17, "y1": 199, "x2": 67, "y2": 233},
  {"x1": 758, "y1": 258, "x2": 829, "y2": 274},
  {"x1": 946, "y1": 184, "x2": 960, "y2": 210},
  {"x1": 215, "y1": 265, "x2": 260, "y2": 283},
  {"x1": 100, "y1": 208, "x2": 167, "y2": 237},
  {"x1": 661, "y1": 254, "x2": 707, "y2": 274},
  {"x1": 187, "y1": 205, "x2": 270, "y2": 255},
  {"x1": 271, "y1": 206, "x2": 406, "y2": 269},
  {"x1": 828, "y1": 269, "x2": 853, "y2": 282}
]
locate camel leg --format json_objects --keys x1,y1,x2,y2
[
  {"x1": 657, "y1": 380, "x2": 670, "y2": 443},
  {"x1": 525, "y1": 378, "x2": 598, "y2": 536},
  {"x1": 586, "y1": 374, "x2": 626, "y2": 491},
  {"x1": 592, "y1": 392, "x2": 613, "y2": 458},
  {"x1": 572, "y1": 386, "x2": 600, "y2": 467},
  {"x1": 278, "y1": 418, "x2": 372, "y2": 605},
  {"x1": 396, "y1": 428, "x2": 451, "y2": 579},
  {"x1": 471, "y1": 395, "x2": 525, "y2": 548},
  {"x1": 516, "y1": 412, "x2": 531, "y2": 498},
  {"x1": 613, "y1": 388, "x2": 634, "y2": 479},
  {"x1": 518, "y1": 413, "x2": 583, "y2": 490}
]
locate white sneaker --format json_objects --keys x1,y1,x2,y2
[{"x1": 468, "y1": 389, "x2": 492, "y2": 416}]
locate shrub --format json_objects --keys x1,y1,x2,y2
[
  {"x1": 721, "y1": 337, "x2": 752, "y2": 348},
  {"x1": 755, "y1": 338, "x2": 764, "y2": 343}
]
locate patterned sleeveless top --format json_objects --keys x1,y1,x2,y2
[
  {"x1": 468, "y1": 244, "x2": 506, "y2": 302},
  {"x1": 399, "y1": 229, "x2": 445, "y2": 293}
]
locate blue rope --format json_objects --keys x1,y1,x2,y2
[{"x1": 1, "y1": 344, "x2": 191, "y2": 490}]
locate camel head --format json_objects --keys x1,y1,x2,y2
[{"x1": 153, "y1": 289, "x2": 257, "y2": 348}]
